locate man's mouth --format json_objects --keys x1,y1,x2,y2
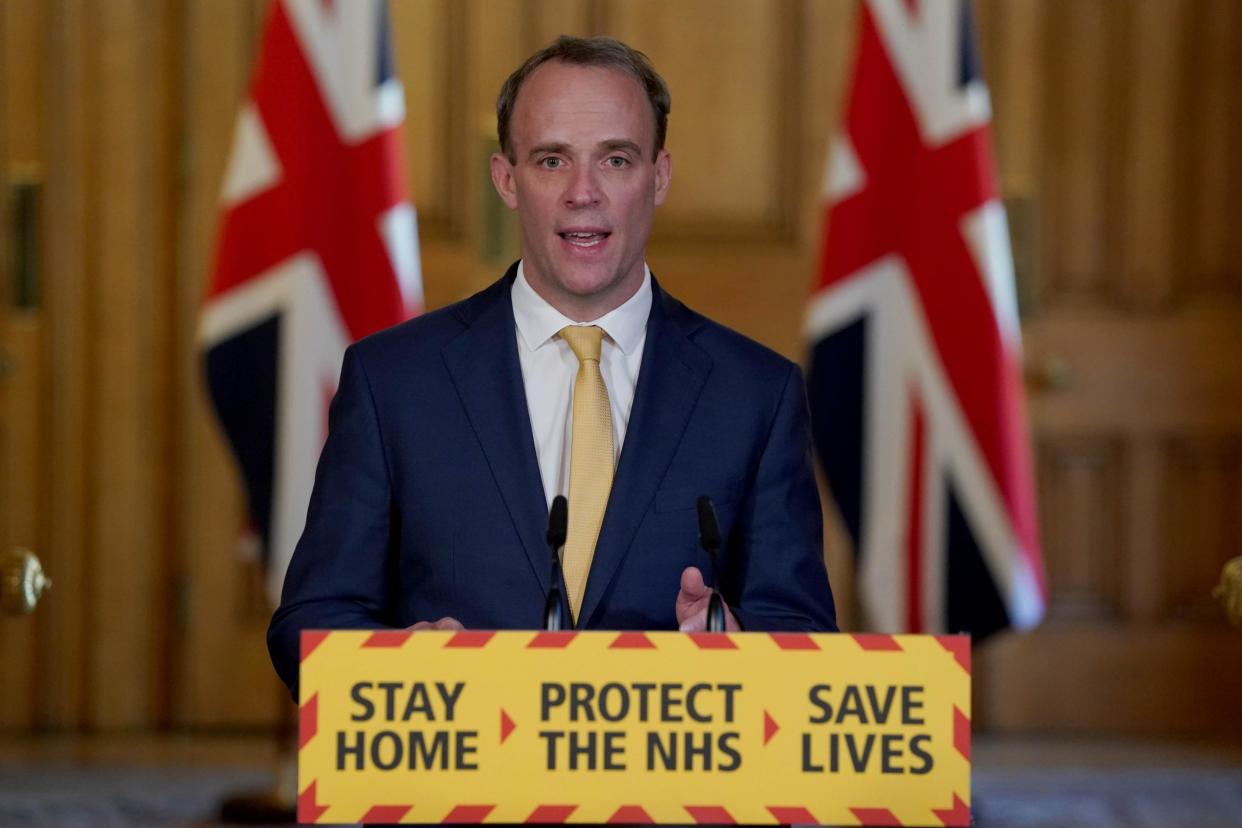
[{"x1": 558, "y1": 230, "x2": 610, "y2": 248}]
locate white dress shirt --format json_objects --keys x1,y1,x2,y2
[{"x1": 511, "y1": 261, "x2": 651, "y2": 509}]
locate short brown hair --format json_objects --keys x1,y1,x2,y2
[{"x1": 496, "y1": 35, "x2": 671, "y2": 162}]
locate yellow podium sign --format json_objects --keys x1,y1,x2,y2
[{"x1": 298, "y1": 631, "x2": 970, "y2": 825}]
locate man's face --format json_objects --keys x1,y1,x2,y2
[{"x1": 490, "y1": 61, "x2": 671, "y2": 321}]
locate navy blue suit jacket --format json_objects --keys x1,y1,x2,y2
[{"x1": 268, "y1": 267, "x2": 835, "y2": 697}]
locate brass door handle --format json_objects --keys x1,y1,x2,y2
[{"x1": 2, "y1": 548, "x2": 50, "y2": 614}]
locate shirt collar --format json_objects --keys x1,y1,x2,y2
[{"x1": 511, "y1": 260, "x2": 652, "y2": 355}]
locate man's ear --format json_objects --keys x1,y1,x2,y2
[
  {"x1": 490, "y1": 153, "x2": 519, "y2": 210},
  {"x1": 653, "y1": 149, "x2": 672, "y2": 207}
]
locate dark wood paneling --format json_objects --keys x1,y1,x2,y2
[
  {"x1": 524, "y1": 0, "x2": 594, "y2": 45},
  {"x1": 37, "y1": 0, "x2": 92, "y2": 731},
  {"x1": 978, "y1": 0, "x2": 1045, "y2": 189},
  {"x1": 85, "y1": 0, "x2": 180, "y2": 729},
  {"x1": 1025, "y1": 310, "x2": 1242, "y2": 434},
  {"x1": 3, "y1": 0, "x2": 1241, "y2": 739},
  {"x1": 175, "y1": 0, "x2": 284, "y2": 728},
  {"x1": 1037, "y1": 438, "x2": 1124, "y2": 622},
  {"x1": 1116, "y1": 0, "x2": 1187, "y2": 309},
  {"x1": 1038, "y1": 0, "x2": 1123, "y2": 305},
  {"x1": 392, "y1": 0, "x2": 467, "y2": 240},
  {"x1": 602, "y1": 0, "x2": 803, "y2": 243},
  {"x1": 1181, "y1": 0, "x2": 1242, "y2": 300},
  {"x1": 979, "y1": 627, "x2": 1242, "y2": 737},
  {"x1": 1165, "y1": 438, "x2": 1242, "y2": 623}
]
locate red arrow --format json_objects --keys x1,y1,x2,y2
[
  {"x1": 500, "y1": 708, "x2": 515, "y2": 744},
  {"x1": 763, "y1": 710, "x2": 779, "y2": 745}
]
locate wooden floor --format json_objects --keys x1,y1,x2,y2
[{"x1": 0, "y1": 734, "x2": 1239, "y2": 826}]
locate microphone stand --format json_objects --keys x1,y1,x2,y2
[
  {"x1": 696, "y1": 496, "x2": 727, "y2": 633},
  {"x1": 544, "y1": 495, "x2": 568, "y2": 631}
]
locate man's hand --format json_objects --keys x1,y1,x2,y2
[
  {"x1": 674, "y1": 567, "x2": 740, "y2": 632},
  {"x1": 408, "y1": 617, "x2": 465, "y2": 631}
]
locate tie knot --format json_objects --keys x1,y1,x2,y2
[{"x1": 559, "y1": 325, "x2": 604, "y2": 363}]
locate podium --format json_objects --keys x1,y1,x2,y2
[{"x1": 297, "y1": 631, "x2": 970, "y2": 826}]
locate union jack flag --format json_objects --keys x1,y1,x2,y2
[
  {"x1": 806, "y1": 0, "x2": 1045, "y2": 638},
  {"x1": 199, "y1": 0, "x2": 421, "y2": 605}
]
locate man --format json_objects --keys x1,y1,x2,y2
[{"x1": 268, "y1": 36, "x2": 835, "y2": 698}]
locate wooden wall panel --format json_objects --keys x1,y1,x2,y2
[
  {"x1": 801, "y1": 0, "x2": 858, "y2": 197},
  {"x1": 1182, "y1": 0, "x2": 1242, "y2": 298},
  {"x1": 0, "y1": 0, "x2": 51, "y2": 731},
  {"x1": 84, "y1": 0, "x2": 179, "y2": 729},
  {"x1": 2, "y1": 0, "x2": 44, "y2": 163},
  {"x1": 1, "y1": 0, "x2": 1238, "y2": 738},
  {"x1": 802, "y1": 0, "x2": 863, "y2": 637},
  {"x1": 976, "y1": 0, "x2": 1045, "y2": 313},
  {"x1": 467, "y1": 0, "x2": 534, "y2": 150},
  {"x1": 391, "y1": 0, "x2": 467, "y2": 239},
  {"x1": 1038, "y1": 0, "x2": 1121, "y2": 304},
  {"x1": 1165, "y1": 439, "x2": 1242, "y2": 623},
  {"x1": 1117, "y1": 0, "x2": 1187, "y2": 309},
  {"x1": 38, "y1": 0, "x2": 91, "y2": 731},
  {"x1": 524, "y1": 0, "x2": 595, "y2": 44},
  {"x1": 978, "y1": 0, "x2": 1045, "y2": 190},
  {"x1": 1025, "y1": 310, "x2": 1242, "y2": 434},
  {"x1": 1036, "y1": 439, "x2": 1123, "y2": 622},
  {"x1": 0, "y1": 311, "x2": 45, "y2": 729},
  {"x1": 978, "y1": 627, "x2": 1242, "y2": 736},
  {"x1": 633, "y1": 0, "x2": 857, "y2": 362},
  {"x1": 0, "y1": 0, "x2": 11, "y2": 729},
  {"x1": 175, "y1": 0, "x2": 284, "y2": 728},
  {"x1": 604, "y1": 0, "x2": 799, "y2": 241},
  {"x1": 0, "y1": 0, "x2": 29, "y2": 732},
  {"x1": 0, "y1": 364, "x2": 38, "y2": 727},
  {"x1": 1122, "y1": 440, "x2": 1166, "y2": 624}
]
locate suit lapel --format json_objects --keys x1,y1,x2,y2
[
  {"x1": 441, "y1": 270, "x2": 551, "y2": 595},
  {"x1": 577, "y1": 279, "x2": 711, "y2": 628}
]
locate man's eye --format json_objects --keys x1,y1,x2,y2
[
  {"x1": 606, "y1": 156, "x2": 629, "y2": 168},
  {"x1": 540, "y1": 157, "x2": 562, "y2": 169}
]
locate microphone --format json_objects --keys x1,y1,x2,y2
[
  {"x1": 696, "y1": 496, "x2": 727, "y2": 633},
  {"x1": 543, "y1": 496, "x2": 568, "y2": 631}
]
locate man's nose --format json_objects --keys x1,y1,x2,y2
[{"x1": 563, "y1": 166, "x2": 601, "y2": 207}]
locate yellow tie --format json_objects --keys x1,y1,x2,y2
[{"x1": 559, "y1": 325, "x2": 614, "y2": 622}]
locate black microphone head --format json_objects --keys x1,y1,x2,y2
[
  {"x1": 547, "y1": 495, "x2": 568, "y2": 548},
  {"x1": 696, "y1": 495, "x2": 721, "y2": 552}
]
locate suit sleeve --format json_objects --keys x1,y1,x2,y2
[
  {"x1": 267, "y1": 344, "x2": 400, "y2": 699},
  {"x1": 728, "y1": 363, "x2": 838, "y2": 632}
]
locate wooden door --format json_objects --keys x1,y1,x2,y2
[
  {"x1": 0, "y1": 0, "x2": 184, "y2": 732},
  {"x1": 0, "y1": 0, "x2": 46, "y2": 732},
  {"x1": 974, "y1": 0, "x2": 1242, "y2": 736}
]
